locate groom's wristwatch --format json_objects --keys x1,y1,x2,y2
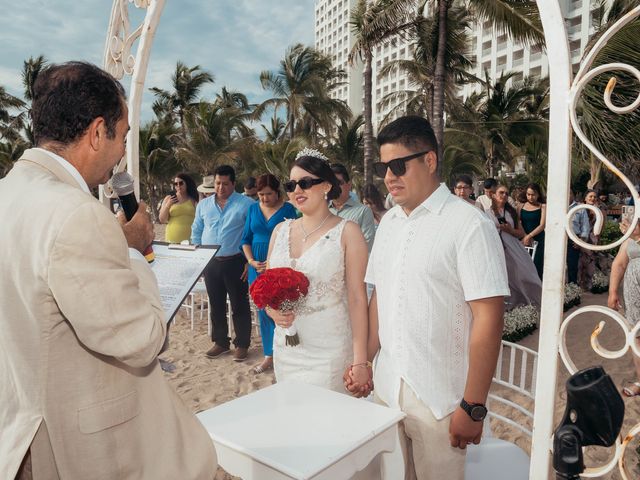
[{"x1": 460, "y1": 398, "x2": 487, "y2": 422}]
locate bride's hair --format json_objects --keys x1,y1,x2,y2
[{"x1": 293, "y1": 155, "x2": 341, "y2": 200}]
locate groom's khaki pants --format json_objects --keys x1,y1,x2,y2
[{"x1": 376, "y1": 381, "x2": 466, "y2": 480}]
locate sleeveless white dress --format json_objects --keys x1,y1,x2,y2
[{"x1": 269, "y1": 218, "x2": 352, "y2": 393}]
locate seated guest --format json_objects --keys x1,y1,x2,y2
[
  {"x1": 361, "y1": 183, "x2": 388, "y2": 225},
  {"x1": 487, "y1": 184, "x2": 542, "y2": 309},
  {"x1": 241, "y1": 174, "x2": 296, "y2": 374},
  {"x1": 159, "y1": 172, "x2": 198, "y2": 243}
]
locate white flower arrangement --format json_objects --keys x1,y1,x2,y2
[
  {"x1": 564, "y1": 282, "x2": 582, "y2": 311},
  {"x1": 502, "y1": 304, "x2": 539, "y2": 342},
  {"x1": 591, "y1": 270, "x2": 610, "y2": 294}
]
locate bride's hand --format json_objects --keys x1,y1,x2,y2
[
  {"x1": 345, "y1": 364, "x2": 373, "y2": 398},
  {"x1": 266, "y1": 306, "x2": 295, "y2": 328}
]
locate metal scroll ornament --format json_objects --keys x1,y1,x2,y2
[
  {"x1": 561, "y1": 6, "x2": 640, "y2": 479},
  {"x1": 104, "y1": 0, "x2": 151, "y2": 80}
]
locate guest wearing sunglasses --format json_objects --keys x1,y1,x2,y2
[
  {"x1": 358, "y1": 116, "x2": 509, "y2": 479},
  {"x1": 266, "y1": 148, "x2": 371, "y2": 396},
  {"x1": 158, "y1": 172, "x2": 198, "y2": 243},
  {"x1": 329, "y1": 163, "x2": 376, "y2": 250},
  {"x1": 453, "y1": 174, "x2": 477, "y2": 206}
]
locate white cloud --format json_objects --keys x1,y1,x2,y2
[{"x1": 0, "y1": 0, "x2": 315, "y2": 123}]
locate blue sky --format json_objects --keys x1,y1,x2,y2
[{"x1": 0, "y1": 0, "x2": 315, "y2": 123}]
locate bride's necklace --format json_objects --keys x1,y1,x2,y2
[{"x1": 300, "y1": 213, "x2": 332, "y2": 242}]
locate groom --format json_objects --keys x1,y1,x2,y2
[{"x1": 355, "y1": 115, "x2": 509, "y2": 479}]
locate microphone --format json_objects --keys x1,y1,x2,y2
[{"x1": 111, "y1": 171, "x2": 155, "y2": 263}]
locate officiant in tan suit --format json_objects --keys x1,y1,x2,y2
[{"x1": 0, "y1": 62, "x2": 216, "y2": 480}]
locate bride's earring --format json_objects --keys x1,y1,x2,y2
[{"x1": 324, "y1": 191, "x2": 328, "y2": 200}]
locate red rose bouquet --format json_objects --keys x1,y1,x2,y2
[{"x1": 249, "y1": 267, "x2": 309, "y2": 346}]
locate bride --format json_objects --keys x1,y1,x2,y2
[{"x1": 266, "y1": 148, "x2": 371, "y2": 395}]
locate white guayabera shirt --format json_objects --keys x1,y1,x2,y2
[{"x1": 366, "y1": 183, "x2": 510, "y2": 419}]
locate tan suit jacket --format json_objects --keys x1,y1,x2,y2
[{"x1": 0, "y1": 149, "x2": 216, "y2": 479}]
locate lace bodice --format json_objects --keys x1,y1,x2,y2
[{"x1": 269, "y1": 219, "x2": 347, "y2": 311}]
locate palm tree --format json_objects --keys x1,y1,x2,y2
[
  {"x1": 378, "y1": 3, "x2": 476, "y2": 126},
  {"x1": 431, "y1": 0, "x2": 545, "y2": 165},
  {"x1": 574, "y1": 0, "x2": 640, "y2": 187},
  {"x1": 261, "y1": 114, "x2": 286, "y2": 143},
  {"x1": 18, "y1": 55, "x2": 48, "y2": 144},
  {"x1": 256, "y1": 43, "x2": 349, "y2": 141},
  {"x1": 325, "y1": 114, "x2": 365, "y2": 190},
  {"x1": 174, "y1": 101, "x2": 253, "y2": 176},
  {"x1": 150, "y1": 61, "x2": 214, "y2": 135},
  {"x1": 0, "y1": 86, "x2": 25, "y2": 142},
  {"x1": 0, "y1": 139, "x2": 26, "y2": 178},
  {"x1": 138, "y1": 118, "x2": 180, "y2": 220},
  {"x1": 447, "y1": 72, "x2": 547, "y2": 177},
  {"x1": 349, "y1": 0, "x2": 419, "y2": 184}
]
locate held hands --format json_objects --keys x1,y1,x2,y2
[
  {"x1": 521, "y1": 235, "x2": 532, "y2": 247},
  {"x1": 117, "y1": 201, "x2": 154, "y2": 255},
  {"x1": 449, "y1": 407, "x2": 483, "y2": 449},
  {"x1": 343, "y1": 363, "x2": 373, "y2": 398}
]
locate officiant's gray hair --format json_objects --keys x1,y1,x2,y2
[{"x1": 293, "y1": 152, "x2": 341, "y2": 201}]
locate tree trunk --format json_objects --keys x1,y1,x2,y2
[
  {"x1": 432, "y1": 0, "x2": 449, "y2": 171},
  {"x1": 289, "y1": 108, "x2": 295, "y2": 140},
  {"x1": 363, "y1": 51, "x2": 374, "y2": 185}
]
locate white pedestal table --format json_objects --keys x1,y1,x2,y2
[{"x1": 197, "y1": 381, "x2": 405, "y2": 479}]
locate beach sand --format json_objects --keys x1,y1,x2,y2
[{"x1": 156, "y1": 227, "x2": 639, "y2": 479}]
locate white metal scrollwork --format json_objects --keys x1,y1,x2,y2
[
  {"x1": 532, "y1": 4, "x2": 640, "y2": 479},
  {"x1": 102, "y1": 0, "x2": 165, "y2": 199}
]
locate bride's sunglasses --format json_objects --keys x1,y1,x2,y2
[
  {"x1": 372, "y1": 150, "x2": 431, "y2": 178},
  {"x1": 284, "y1": 177, "x2": 324, "y2": 193}
]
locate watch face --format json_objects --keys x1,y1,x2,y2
[{"x1": 470, "y1": 405, "x2": 487, "y2": 421}]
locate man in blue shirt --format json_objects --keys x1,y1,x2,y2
[
  {"x1": 567, "y1": 190, "x2": 591, "y2": 284},
  {"x1": 192, "y1": 165, "x2": 255, "y2": 361}
]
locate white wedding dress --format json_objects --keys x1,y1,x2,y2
[{"x1": 269, "y1": 218, "x2": 352, "y2": 393}]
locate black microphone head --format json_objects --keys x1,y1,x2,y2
[{"x1": 111, "y1": 171, "x2": 135, "y2": 197}]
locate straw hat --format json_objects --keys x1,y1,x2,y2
[{"x1": 197, "y1": 175, "x2": 215, "y2": 193}]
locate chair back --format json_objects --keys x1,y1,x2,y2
[{"x1": 524, "y1": 240, "x2": 538, "y2": 260}]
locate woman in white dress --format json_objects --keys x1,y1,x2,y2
[{"x1": 266, "y1": 148, "x2": 371, "y2": 395}]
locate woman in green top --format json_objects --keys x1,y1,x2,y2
[
  {"x1": 518, "y1": 183, "x2": 546, "y2": 280},
  {"x1": 159, "y1": 173, "x2": 198, "y2": 243}
]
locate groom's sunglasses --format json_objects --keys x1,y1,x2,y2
[
  {"x1": 284, "y1": 177, "x2": 324, "y2": 193},
  {"x1": 373, "y1": 150, "x2": 431, "y2": 178}
]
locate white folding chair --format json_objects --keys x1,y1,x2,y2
[
  {"x1": 524, "y1": 240, "x2": 538, "y2": 260},
  {"x1": 465, "y1": 341, "x2": 537, "y2": 479},
  {"x1": 181, "y1": 278, "x2": 210, "y2": 336}
]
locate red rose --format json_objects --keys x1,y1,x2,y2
[{"x1": 249, "y1": 267, "x2": 309, "y2": 310}]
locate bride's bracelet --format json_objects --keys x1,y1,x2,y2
[{"x1": 351, "y1": 361, "x2": 372, "y2": 369}]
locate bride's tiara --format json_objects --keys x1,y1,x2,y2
[{"x1": 295, "y1": 147, "x2": 329, "y2": 164}]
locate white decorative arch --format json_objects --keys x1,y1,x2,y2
[{"x1": 102, "y1": 0, "x2": 165, "y2": 199}]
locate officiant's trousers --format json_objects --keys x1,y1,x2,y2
[{"x1": 204, "y1": 254, "x2": 252, "y2": 348}]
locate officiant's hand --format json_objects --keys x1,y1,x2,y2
[
  {"x1": 449, "y1": 407, "x2": 482, "y2": 449},
  {"x1": 267, "y1": 306, "x2": 295, "y2": 328}
]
